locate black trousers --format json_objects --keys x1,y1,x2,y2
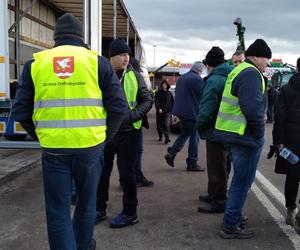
[
  {"x1": 206, "y1": 141, "x2": 228, "y2": 202},
  {"x1": 96, "y1": 130, "x2": 140, "y2": 216},
  {"x1": 285, "y1": 171, "x2": 300, "y2": 209},
  {"x1": 156, "y1": 112, "x2": 171, "y2": 139}
]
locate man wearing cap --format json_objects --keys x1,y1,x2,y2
[
  {"x1": 215, "y1": 39, "x2": 272, "y2": 239},
  {"x1": 164, "y1": 62, "x2": 205, "y2": 171},
  {"x1": 95, "y1": 38, "x2": 153, "y2": 228},
  {"x1": 197, "y1": 47, "x2": 233, "y2": 213},
  {"x1": 12, "y1": 14, "x2": 128, "y2": 250}
]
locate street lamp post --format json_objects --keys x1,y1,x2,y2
[
  {"x1": 153, "y1": 44, "x2": 156, "y2": 67},
  {"x1": 152, "y1": 45, "x2": 156, "y2": 89}
]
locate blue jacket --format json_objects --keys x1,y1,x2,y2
[
  {"x1": 172, "y1": 70, "x2": 204, "y2": 120},
  {"x1": 197, "y1": 63, "x2": 233, "y2": 140},
  {"x1": 214, "y1": 59, "x2": 267, "y2": 147},
  {"x1": 12, "y1": 38, "x2": 128, "y2": 154}
]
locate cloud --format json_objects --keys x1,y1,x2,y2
[{"x1": 124, "y1": 0, "x2": 300, "y2": 65}]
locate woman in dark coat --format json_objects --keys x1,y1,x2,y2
[
  {"x1": 273, "y1": 57, "x2": 300, "y2": 227},
  {"x1": 155, "y1": 79, "x2": 174, "y2": 144}
]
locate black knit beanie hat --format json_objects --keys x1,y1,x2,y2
[
  {"x1": 205, "y1": 46, "x2": 225, "y2": 67},
  {"x1": 245, "y1": 39, "x2": 272, "y2": 59},
  {"x1": 109, "y1": 38, "x2": 131, "y2": 58},
  {"x1": 53, "y1": 13, "x2": 84, "y2": 41}
]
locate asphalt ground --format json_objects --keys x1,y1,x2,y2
[{"x1": 0, "y1": 109, "x2": 298, "y2": 250}]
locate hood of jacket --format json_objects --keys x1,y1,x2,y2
[
  {"x1": 205, "y1": 63, "x2": 233, "y2": 80},
  {"x1": 160, "y1": 79, "x2": 170, "y2": 90}
]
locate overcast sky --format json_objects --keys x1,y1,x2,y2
[{"x1": 123, "y1": 0, "x2": 299, "y2": 67}]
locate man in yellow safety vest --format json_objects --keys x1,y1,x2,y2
[
  {"x1": 12, "y1": 13, "x2": 128, "y2": 250},
  {"x1": 215, "y1": 39, "x2": 272, "y2": 239},
  {"x1": 95, "y1": 39, "x2": 153, "y2": 228}
]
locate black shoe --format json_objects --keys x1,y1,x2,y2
[
  {"x1": 94, "y1": 210, "x2": 107, "y2": 225},
  {"x1": 198, "y1": 203, "x2": 225, "y2": 214},
  {"x1": 186, "y1": 164, "x2": 205, "y2": 172},
  {"x1": 198, "y1": 200, "x2": 226, "y2": 214},
  {"x1": 158, "y1": 137, "x2": 162, "y2": 141},
  {"x1": 137, "y1": 177, "x2": 154, "y2": 187},
  {"x1": 164, "y1": 147, "x2": 175, "y2": 167},
  {"x1": 164, "y1": 138, "x2": 171, "y2": 144},
  {"x1": 89, "y1": 239, "x2": 96, "y2": 250},
  {"x1": 220, "y1": 225, "x2": 254, "y2": 239},
  {"x1": 198, "y1": 194, "x2": 212, "y2": 203}
]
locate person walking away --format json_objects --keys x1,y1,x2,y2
[
  {"x1": 164, "y1": 62, "x2": 205, "y2": 171},
  {"x1": 155, "y1": 79, "x2": 174, "y2": 144},
  {"x1": 130, "y1": 57, "x2": 154, "y2": 187},
  {"x1": 197, "y1": 47, "x2": 233, "y2": 213},
  {"x1": 215, "y1": 39, "x2": 272, "y2": 239},
  {"x1": 95, "y1": 39, "x2": 153, "y2": 227},
  {"x1": 272, "y1": 57, "x2": 300, "y2": 229},
  {"x1": 12, "y1": 13, "x2": 128, "y2": 250}
]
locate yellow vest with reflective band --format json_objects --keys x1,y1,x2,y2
[
  {"x1": 123, "y1": 71, "x2": 142, "y2": 129},
  {"x1": 215, "y1": 62, "x2": 265, "y2": 136},
  {"x1": 31, "y1": 45, "x2": 107, "y2": 148}
]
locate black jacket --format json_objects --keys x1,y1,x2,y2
[
  {"x1": 12, "y1": 38, "x2": 128, "y2": 154},
  {"x1": 155, "y1": 82, "x2": 174, "y2": 114},
  {"x1": 273, "y1": 73, "x2": 300, "y2": 174},
  {"x1": 116, "y1": 65, "x2": 153, "y2": 132}
]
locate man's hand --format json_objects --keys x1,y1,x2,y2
[
  {"x1": 277, "y1": 144, "x2": 284, "y2": 151},
  {"x1": 158, "y1": 109, "x2": 163, "y2": 114},
  {"x1": 267, "y1": 145, "x2": 280, "y2": 159}
]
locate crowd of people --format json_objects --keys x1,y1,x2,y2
[{"x1": 10, "y1": 12, "x2": 300, "y2": 250}]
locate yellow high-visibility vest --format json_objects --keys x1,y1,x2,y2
[
  {"x1": 31, "y1": 45, "x2": 107, "y2": 148},
  {"x1": 123, "y1": 70, "x2": 142, "y2": 129},
  {"x1": 215, "y1": 62, "x2": 265, "y2": 135}
]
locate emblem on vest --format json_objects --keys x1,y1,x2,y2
[{"x1": 53, "y1": 56, "x2": 74, "y2": 79}]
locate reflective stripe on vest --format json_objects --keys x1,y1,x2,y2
[
  {"x1": 34, "y1": 98, "x2": 103, "y2": 109},
  {"x1": 123, "y1": 70, "x2": 142, "y2": 129},
  {"x1": 215, "y1": 62, "x2": 265, "y2": 135},
  {"x1": 31, "y1": 45, "x2": 107, "y2": 148}
]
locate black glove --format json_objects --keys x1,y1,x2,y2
[{"x1": 267, "y1": 145, "x2": 279, "y2": 159}]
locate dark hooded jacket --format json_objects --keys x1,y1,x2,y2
[
  {"x1": 155, "y1": 80, "x2": 174, "y2": 114},
  {"x1": 273, "y1": 73, "x2": 300, "y2": 174}
]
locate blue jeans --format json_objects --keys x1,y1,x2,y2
[
  {"x1": 223, "y1": 140, "x2": 264, "y2": 228},
  {"x1": 135, "y1": 130, "x2": 144, "y2": 182},
  {"x1": 42, "y1": 144, "x2": 104, "y2": 250},
  {"x1": 169, "y1": 118, "x2": 199, "y2": 165}
]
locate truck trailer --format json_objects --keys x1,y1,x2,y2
[{"x1": 0, "y1": 0, "x2": 146, "y2": 148}]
